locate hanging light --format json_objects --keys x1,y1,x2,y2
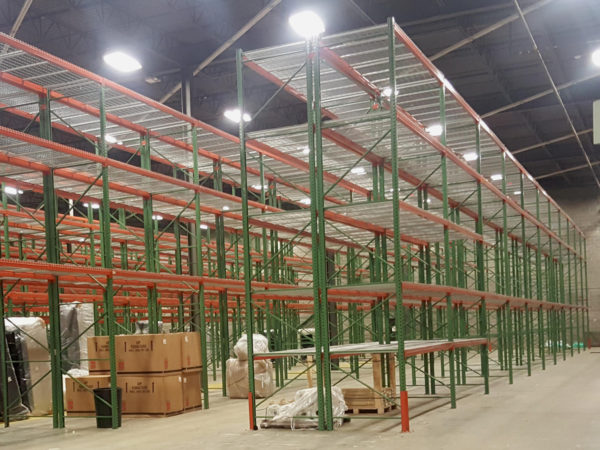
[
  {"x1": 4, "y1": 186, "x2": 23, "y2": 195},
  {"x1": 490, "y1": 174, "x2": 503, "y2": 181},
  {"x1": 224, "y1": 108, "x2": 251, "y2": 123},
  {"x1": 83, "y1": 202, "x2": 100, "y2": 209},
  {"x1": 103, "y1": 51, "x2": 142, "y2": 73},
  {"x1": 300, "y1": 198, "x2": 311, "y2": 205},
  {"x1": 381, "y1": 87, "x2": 398, "y2": 98},
  {"x1": 591, "y1": 48, "x2": 600, "y2": 67},
  {"x1": 350, "y1": 167, "x2": 366, "y2": 175},
  {"x1": 289, "y1": 11, "x2": 325, "y2": 39},
  {"x1": 426, "y1": 124, "x2": 443, "y2": 137},
  {"x1": 463, "y1": 152, "x2": 478, "y2": 162},
  {"x1": 200, "y1": 224, "x2": 209, "y2": 230},
  {"x1": 151, "y1": 214, "x2": 163, "y2": 221}
]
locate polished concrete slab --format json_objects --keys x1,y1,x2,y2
[{"x1": 2, "y1": 351, "x2": 599, "y2": 450}]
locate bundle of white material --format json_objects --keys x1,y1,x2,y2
[
  {"x1": 233, "y1": 333, "x2": 270, "y2": 360},
  {"x1": 266, "y1": 386, "x2": 347, "y2": 429},
  {"x1": 5, "y1": 317, "x2": 52, "y2": 416}
]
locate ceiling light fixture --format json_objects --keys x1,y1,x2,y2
[
  {"x1": 300, "y1": 198, "x2": 311, "y2": 205},
  {"x1": 381, "y1": 87, "x2": 398, "y2": 98},
  {"x1": 151, "y1": 214, "x2": 163, "y2": 221},
  {"x1": 224, "y1": 108, "x2": 251, "y2": 123},
  {"x1": 490, "y1": 174, "x2": 503, "y2": 181},
  {"x1": 222, "y1": 205, "x2": 230, "y2": 211},
  {"x1": 103, "y1": 51, "x2": 142, "y2": 73},
  {"x1": 301, "y1": 146, "x2": 310, "y2": 155},
  {"x1": 350, "y1": 167, "x2": 366, "y2": 175},
  {"x1": 426, "y1": 124, "x2": 443, "y2": 137},
  {"x1": 592, "y1": 48, "x2": 600, "y2": 67},
  {"x1": 4, "y1": 186, "x2": 23, "y2": 195},
  {"x1": 289, "y1": 11, "x2": 325, "y2": 39},
  {"x1": 463, "y1": 152, "x2": 478, "y2": 162},
  {"x1": 83, "y1": 202, "x2": 100, "y2": 210},
  {"x1": 200, "y1": 224, "x2": 208, "y2": 230},
  {"x1": 514, "y1": 190, "x2": 522, "y2": 195}
]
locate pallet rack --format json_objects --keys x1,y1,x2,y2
[
  {"x1": 237, "y1": 18, "x2": 589, "y2": 431},
  {"x1": 0, "y1": 17, "x2": 589, "y2": 434}
]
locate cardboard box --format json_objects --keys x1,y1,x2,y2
[
  {"x1": 180, "y1": 332, "x2": 202, "y2": 369},
  {"x1": 65, "y1": 375, "x2": 110, "y2": 413},
  {"x1": 116, "y1": 334, "x2": 182, "y2": 374},
  {"x1": 88, "y1": 336, "x2": 110, "y2": 373},
  {"x1": 118, "y1": 372, "x2": 183, "y2": 415},
  {"x1": 182, "y1": 369, "x2": 202, "y2": 410}
]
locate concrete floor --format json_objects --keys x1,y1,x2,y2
[{"x1": 2, "y1": 351, "x2": 599, "y2": 449}]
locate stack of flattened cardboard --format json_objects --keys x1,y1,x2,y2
[{"x1": 66, "y1": 332, "x2": 202, "y2": 417}]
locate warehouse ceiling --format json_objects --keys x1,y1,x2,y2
[{"x1": 1, "y1": 0, "x2": 599, "y2": 189}]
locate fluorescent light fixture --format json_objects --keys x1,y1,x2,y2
[
  {"x1": 426, "y1": 124, "x2": 443, "y2": 137},
  {"x1": 301, "y1": 146, "x2": 310, "y2": 155},
  {"x1": 289, "y1": 11, "x2": 325, "y2": 39},
  {"x1": 463, "y1": 152, "x2": 478, "y2": 162},
  {"x1": 200, "y1": 224, "x2": 208, "y2": 230},
  {"x1": 381, "y1": 87, "x2": 398, "y2": 98},
  {"x1": 490, "y1": 174, "x2": 503, "y2": 181},
  {"x1": 251, "y1": 184, "x2": 269, "y2": 190},
  {"x1": 151, "y1": 214, "x2": 163, "y2": 221},
  {"x1": 103, "y1": 134, "x2": 122, "y2": 145},
  {"x1": 103, "y1": 51, "x2": 142, "y2": 73},
  {"x1": 350, "y1": 167, "x2": 366, "y2": 175},
  {"x1": 144, "y1": 75, "x2": 161, "y2": 84},
  {"x1": 300, "y1": 198, "x2": 311, "y2": 205},
  {"x1": 514, "y1": 190, "x2": 522, "y2": 195},
  {"x1": 222, "y1": 205, "x2": 230, "y2": 211},
  {"x1": 78, "y1": 238, "x2": 85, "y2": 242},
  {"x1": 4, "y1": 186, "x2": 23, "y2": 195},
  {"x1": 592, "y1": 48, "x2": 600, "y2": 67},
  {"x1": 83, "y1": 202, "x2": 100, "y2": 209},
  {"x1": 224, "y1": 108, "x2": 251, "y2": 123}
]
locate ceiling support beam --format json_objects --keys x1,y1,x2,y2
[
  {"x1": 514, "y1": 0, "x2": 600, "y2": 190},
  {"x1": 513, "y1": 128, "x2": 593, "y2": 155},
  {"x1": 536, "y1": 160, "x2": 600, "y2": 180},
  {"x1": 429, "y1": 0, "x2": 554, "y2": 61},
  {"x1": 482, "y1": 72, "x2": 600, "y2": 118},
  {"x1": 0, "y1": 0, "x2": 34, "y2": 53},
  {"x1": 159, "y1": 0, "x2": 282, "y2": 104}
]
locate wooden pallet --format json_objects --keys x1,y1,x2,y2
[
  {"x1": 342, "y1": 353, "x2": 398, "y2": 415},
  {"x1": 343, "y1": 387, "x2": 397, "y2": 415}
]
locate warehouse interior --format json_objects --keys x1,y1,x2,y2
[{"x1": 0, "y1": 0, "x2": 599, "y2": 449}]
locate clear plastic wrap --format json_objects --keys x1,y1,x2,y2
[
  {"x1": 226, "y1": 358, "x2": 275, "y2": 399},
  {"x1": 233, "y1": 333, "x2": 269, "y2": 361},
  {"x1": 5, "y1": 317, "x2": 52, "y2": 416},
  {"x1": 0, "y1": 337, "x2": 29, "y2": 421},
  {"x1": 5, "y1": 329, "x2": 31, "y2": 410},
  {"x1": 75, "y1": 303, "x2": 94, "y2": 371},
  {"x1": 60, "y1": 304, "x2": 80, "y2": 370},
  {"x1": 134, "y1": 320, "x2": 163, "y2": 334},
  {"x1": 262, "y1": 387, "x2": 347, "y2": 429}
]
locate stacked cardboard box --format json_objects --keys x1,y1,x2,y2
[{"x1": 65, "y1": 332, "x2": 202, "y2": 417}]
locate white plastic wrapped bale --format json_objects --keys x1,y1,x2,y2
[
  {"x1": 233, "y1": 333, "x2": 269, "y2": 360},
  {"x1": 74, "y1": 303, "x2": 94, "y2": 371},
  {"x1": 226, "y1": 358, "x2": 275, "y2": 399},
  {"x1": 5, "y1": 317, "x2": 52, "y2": 416},
  {"x1": 261, "y1": 387, "x2": 347, "y2": 429}
]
